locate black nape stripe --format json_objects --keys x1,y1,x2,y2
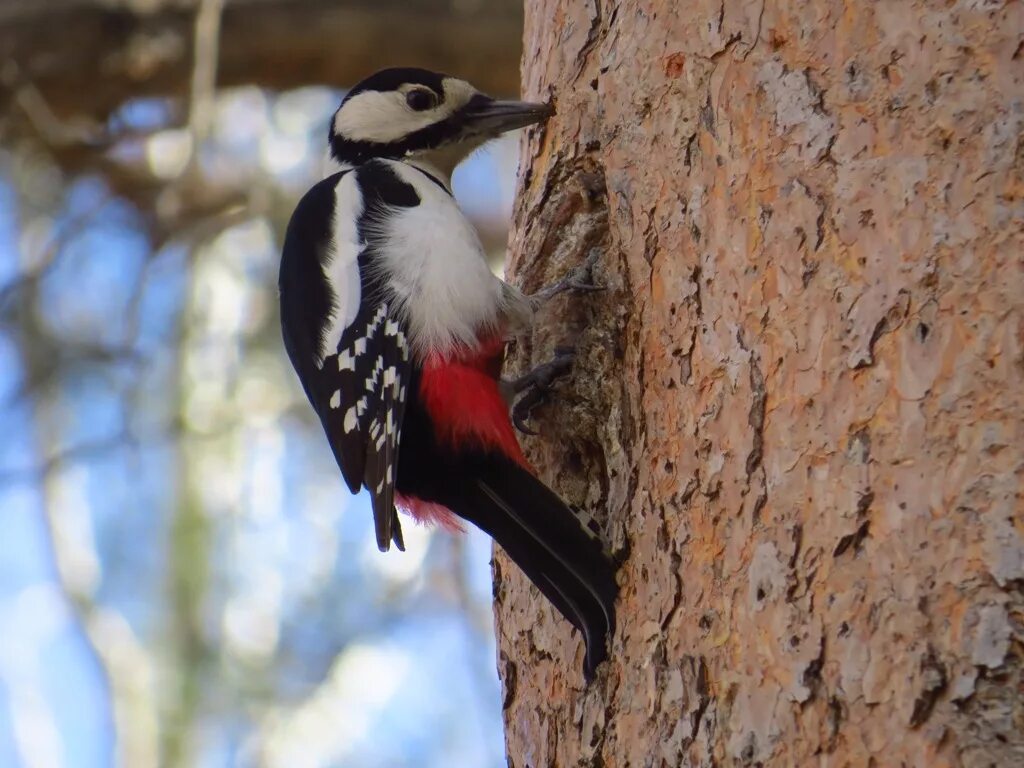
[{"x1": 356, "y1": 162, "x2": 420, "y2": 208}]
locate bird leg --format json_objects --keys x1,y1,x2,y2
[
  {"x1": 506, "y1": 345, "x2": 576, "y2": 435},
  {"x1": 529, "y1": 247, "x2": 604, "y2": 306},
  {"x1": 502, "y1": 250, "x2": 602, "y2": 433}
]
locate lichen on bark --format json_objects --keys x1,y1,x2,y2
[{"x1": 497, "y1": 1, "x2": 1023, "y2": 766}]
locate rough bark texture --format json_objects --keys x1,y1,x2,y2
[{"x1": 498, "y1": 1, "x2": 1022, "y2": 766}]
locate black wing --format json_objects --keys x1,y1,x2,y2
[
  {"x1": 279, "y1": 164, "x2": 420, "y2": 552},
  {"x1": 327, "y1": 300, "x2": 412, "y2": 551}
]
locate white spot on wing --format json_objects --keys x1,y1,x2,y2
[
  {"x1": 343, "y1": 407, "x2": 358, "y2": 433},
  {"x1": 329, "y1": 390, "x2": 341, "y2": 409},
  {"x1": 338, "y1": 349, "x2": 355, "y2": 371},
  {"x1": 367, "y1": 358, "x2": 383, "y2": 391}
]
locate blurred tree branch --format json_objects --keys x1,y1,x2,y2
[
  {"x1": 0, "y1": 0, "x2": 522, "y2": 125},
  {"x1": 0, "y1": 190, "x2": 113, "y2": 311},
  {"x1": 187, "y1": 0, "x2": 225, "y2": 147},
  {"x1": 8, "y1": 247, "x2": 159, "y2": 768},
  {"x1": 1, "y1": 0, "x2": 523, "y2": 233}
]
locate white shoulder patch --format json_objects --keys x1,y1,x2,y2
[
  {"x1": 376, "y1": 161, "x2": 505, "y2": 356},
  {"x1": 319, "y1": 173, "x2": 364, "y2": 364}
]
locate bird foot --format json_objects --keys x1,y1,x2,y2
[
  {"x1": 509, "y1": 346, "x2": 576, "y2": 435},
  {"x1": 529, "y1": 248, "x2": 604, "y2": 306}
]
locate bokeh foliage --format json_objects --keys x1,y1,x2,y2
[{"x1": 0, "y1": 1, "x2": 524, "y2": 765}]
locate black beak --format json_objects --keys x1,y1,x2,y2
[{"x1": 462, "y1": 98, "x2": 555, "y2": 136}]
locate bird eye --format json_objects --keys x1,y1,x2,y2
[{"x1": 405, "y1": 89, "x2": 438, "y2": 111}]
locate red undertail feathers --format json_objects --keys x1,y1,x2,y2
[{"x1": 418, "y1": 336, "x2": 527, "y2": 467}]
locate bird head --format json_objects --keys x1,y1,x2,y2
[{"x1": 328, "y1": 67, "x2": 554, "y2": 180}]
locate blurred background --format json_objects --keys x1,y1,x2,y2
[{"x1": 0, "y1": 1, "x2": 524, "y2": 765}]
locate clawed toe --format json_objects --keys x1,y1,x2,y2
[
  {"x1": 529, "y1": 249, "x2": 606, "y2": 305},
  {"x1": 510, "y1": 346, "x2": 576, "y2": 434},
  {"x1": 564, "y1": 248, "x2": 605, "y2": 292}
]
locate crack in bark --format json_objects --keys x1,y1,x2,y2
[
  {"x1": 679, "y1": 475, "x2": 700, "y2": 508},
  {"x1": 572, "y1": 0, "x2": 604, "y2": 84},
  {"x1": 814, "y1": 204, "x2": 826, "y2": 251},
  {"x1": 709, "y1": 32, "x2": 742, "y2": 63},
  {"x1": 699, "y1": 91, "x2": 717, "y2": 137},
  {"x1": 788, "y1": 524, "x2": 804, "y2": 570},
  {"x1": 691, "y1": 264, "x2": 704, "y2": 320},
  {"x1": 739, "y1": 0, "x2": 766, "y2": 61},
  {"x1": 500, "y1": 651, "x2": 518, "y2": 711},
  {"x1": 850, "y1": 289, "x2": 911, "y2": 370},
  {"x1": 680, "y1": 328, "x2": 698, "y2": 384},
  {"x1": 661, "y1": 546, "x2": 684, "y2": 632},
  {"x1": 909, "y1": 647, "x2": 948, "y2": 727},
  {"x1": 683, "y1": 131, "x2": 698, "y2": 170},
  {"x1": 744, "y1": 346, "x2": 767, "y2": 480},
  {"x1": 643, "y1": 222, "x2": 659, "y2": 267},
  {"x1": 800, "y1": 633, "x2": 826, "y2": 705},
  {"x1": 824, "y1": 695, "x2": 845, "y2": 753},
  {"x1": 833, "y1": 515, "x2": 871, "y2": 558},
  {"x1": 680, "y1": 265, "x2": 703, "y2": 384},
  {"x1": 680, "y1": 656, "x2": 711, "y2": 748},
  {"x1": 836, "y1": 434, "x2": 874, "y2": 559},
  {"x1": 733, "y1": 328, "x2": 769, "y2": 529}
]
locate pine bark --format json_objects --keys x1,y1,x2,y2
[{"x1": 498, "y1": 1, "x2": 1023, "y2": 766}]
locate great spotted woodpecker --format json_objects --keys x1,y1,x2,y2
[{"x1": 278, "y1": 68, "x2": 617, "y2": 678}]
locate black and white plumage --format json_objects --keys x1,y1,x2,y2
[{"x1": 279, "y1": 68, "x2": 617, "y2": 678}]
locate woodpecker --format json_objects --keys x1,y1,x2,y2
[{"x1": 279, "y1": 68, "x2": 617, "y2": 678}]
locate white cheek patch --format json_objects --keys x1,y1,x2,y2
[
  {"x1": 334, "y1": 90, "x2": 458, "y2": 143},
  {"x1": 440, "y1": 78, "x2": 477, "y2": 111}
]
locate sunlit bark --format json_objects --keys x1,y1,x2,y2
[{"x1": 499, "y1": 1, "x2": 1023, "y2": 765}]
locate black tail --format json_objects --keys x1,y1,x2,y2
[{"x1": 452, "y1": 457, "x2": 617, "y2": 680}]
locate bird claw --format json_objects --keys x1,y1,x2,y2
[
  {"x1": 530, "y1": 248, "x2": 605, "y2": 305},
  {"x1": 562, "y1": 247, "x2": 605, "y2": 292},
  {"x1": 510, "y1": 346, "x2": 576, "y2": 435}
]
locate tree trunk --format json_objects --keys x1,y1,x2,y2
[{"x1": 497, "y1": 1, "x2": 1022, "y2": 766}]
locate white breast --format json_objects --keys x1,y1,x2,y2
[{"x1": 375, "y1": 160, "x2": 506, "y2": 356}]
